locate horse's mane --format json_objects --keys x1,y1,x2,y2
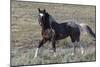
[{"x1": 47, "y1": 13, "x2": 57, "y2": 23}]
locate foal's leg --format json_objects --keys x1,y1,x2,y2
[{"x1": 34, "y1": 38, "x2": 47, "y2": 58}]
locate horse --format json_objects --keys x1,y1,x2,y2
[{"x1": 34, "y1": 8, "x2": 95, "y2": 58}]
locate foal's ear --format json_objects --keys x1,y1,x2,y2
[{"x1": 38, "y1": 8, "x2": 40, "y2": 12}]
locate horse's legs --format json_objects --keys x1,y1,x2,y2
[
  {"x1": 79, "y1": 42, "x2": 84, "y2": 54},
  {"x1": 34, "y1": 38, "x2": 47, "y2": 58},
  {"x1": 71, "y1": 41, "x2": 77, "y2": 56},
  {"x1": 52, "y1": 40, "x2": 56, "y2": 57},
  {"x1": 76, "y1": 37, "x2": 84, "y2": 54},
  {"x1": 74, "y1": 41, "x2": 84, "y2": 55},
  {"x1": 76, "y1": 30, "x2": 84, "y2": 54},
  {"x1": 80, "y1": 45, "x2": 84, "y2": 54},
  {"x1": 70, "y1": 36, "x2": 76, "y2": 55},
  {"x1": 71, "y1": 37, "x2": 80, "y2": 55}
]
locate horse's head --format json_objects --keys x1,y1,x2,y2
[{"x1": 38, "y1": 8, "x2": 49, "y2": 26}]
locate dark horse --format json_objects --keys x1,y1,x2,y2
[{"x1": 34, "y1": 8, "x2": 95, "y2": 58}]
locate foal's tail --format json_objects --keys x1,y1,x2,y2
[{"x1": 79, "y1": 23, "x2": 95, "y2": 38}]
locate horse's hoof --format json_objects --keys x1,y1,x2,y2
[
  {"x1": 34, "y1": 57, "x2": 36, "y2": 59},
  {"x1": 34, "y1": 55, "x2": 37, "y2": 59},
  {"x1": 53, "y1": 53, "x2": 56, "y2": 57},
  {"x1": 71, "y1": 53, "x2": 75, "y2": 56},
  {"x1": 81, "y1": 50, "x2": 84, "y2": 55},
  {"x1": 81, "y1": 48, "x2": 84, "y2": 55}
]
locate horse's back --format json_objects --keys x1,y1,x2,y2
[
  {"x1": 53, "y1": 20, "x2": 80, "y2": 34},
  {"x1": 54, "y1": 23, "x2": 70, "y2": 34},
  {"x1": 63, "y1": 21, "x2": 80, "y2": 36}
]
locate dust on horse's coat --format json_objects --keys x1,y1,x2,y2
[{"x1": 34, "y1": 8, "x2": 95, "y2": 58}]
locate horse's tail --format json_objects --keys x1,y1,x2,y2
[
  {"x1": 86, "y1": 25, "x2": 95, "y2": 38},
  {"x1": 79, "y1": 23, "x2": 95, "y2": 38}
]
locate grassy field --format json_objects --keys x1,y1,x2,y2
[{"x1": 11, "y1": 0, "x2": 96, "y2": 66}]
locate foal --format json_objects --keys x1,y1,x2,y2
[{"x1": 34, "y1": 8, "x2": 95, "y2": 58}]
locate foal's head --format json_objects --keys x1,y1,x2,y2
[{"x1": 38, "y1": 8, "x2": 49, "y2": 26}]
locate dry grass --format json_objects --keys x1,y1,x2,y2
[{"x1": 11, "y1": 0, "x2": 96, "y2": 66}]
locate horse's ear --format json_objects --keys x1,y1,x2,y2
[
  {"x1": 43, "y1": 8, "x2": 46, "y2": 12},
  {"x1": 38, "y1": 8, "x2": 40, "y2": 12}
]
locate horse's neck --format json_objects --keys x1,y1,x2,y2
[
  {"x1": 42, "y1": 14, "x2": 58, "y2": 30},
  {"x1": 49, "y1": 15, "x2": 59, "y2": 25},
  {"x1": 41, "y1": 21, "x2": 51, "y2": 30},
  {"x1": 49, "y1": 15, "x2": 56, "y2": 23},
  {"x1": 41, "y1": 25, "x2": 50, "y2": 30}
]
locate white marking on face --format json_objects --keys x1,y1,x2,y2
[{"x1": 39, "y1": 13, "x2": 44, "y2": 17}]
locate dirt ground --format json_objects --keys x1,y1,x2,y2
[{"x1": 11, "y1": 0, "x2": 96, "y2": 66}]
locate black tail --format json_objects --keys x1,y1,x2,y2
[{"x1": 86, "y1": 25, "x2": 95, "y2": 38}]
